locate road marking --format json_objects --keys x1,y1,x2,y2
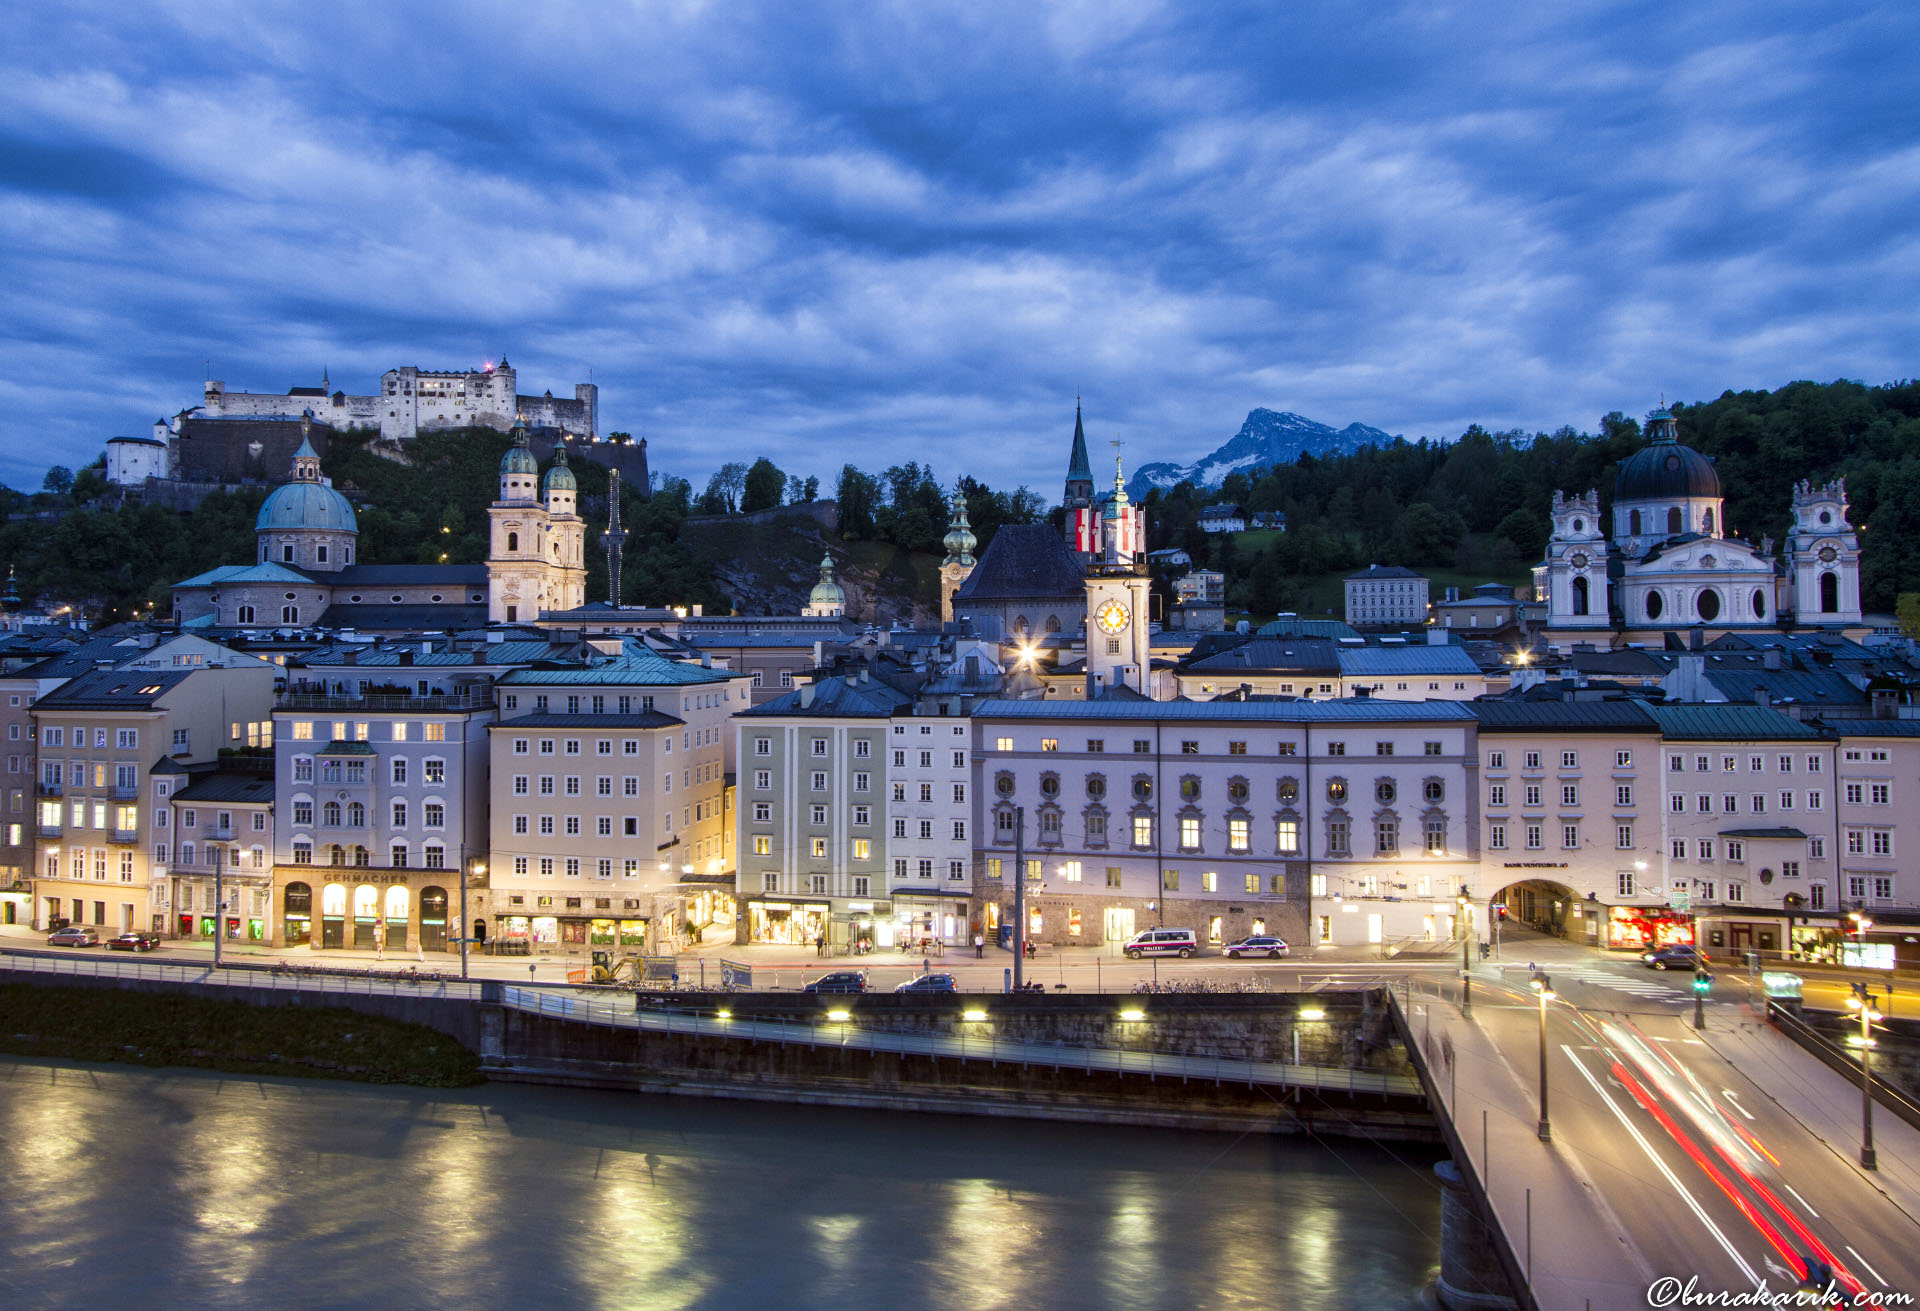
[
  {"x1": 1721, "y1": 1090, "x2": 1756, "y2": 1121},
  {"x1": 1563, "y1": 1044, "x2": 1763, "y2": 1290},
  {"x1": 1783, "y1": 1185, "x2": 1818, "y2": 1219},
  {"x1": 1846, "y1": 1246, "x2": 1886, "y2": 1288}
]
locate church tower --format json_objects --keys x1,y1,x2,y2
[
  {"x1": 487, "y1": 420, "x2": 549, "y2": 623},
  {"x1": 939, "y1": 492, "x2": 977, "y2": 626},
  {"x1": 1540, "y1": 489, "x2": 1610, "y2": 630},
  {"x1": 1084, "y1": 451, "x2": 1151, "y2": 696},
  {"x1": 1063, "y1": 400, "x2": 1095, "y2": 559},
  {"x1": 1785, "y1": 478, "x2": 1862, "y2": 625},
  {"x1": 541, "y1": 442, "x2": 587, "y2": 614}
]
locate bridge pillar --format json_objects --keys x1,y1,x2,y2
[{"x1": 1433, "y1": 1159, "x2": 1519, "y2": 1310}]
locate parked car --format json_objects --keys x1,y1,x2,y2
[
  {"x1": 803, "y1": 971, "x2": 869, "y2": 994},
  {"x1": 1124, "y1": 928, "x2": 1197, "y2": 959},
  {"x1": 894, "y1": 973, "x2": 958, "y2": 994},
  {"x1": 106, "y1": 932, "x2": 161, "y2": 952},
  {"x1": 1642, "y1": 945, "x2": 1710, "y2": 970},
  {"x1": 47, "y1": 926, "x2": 99, "y2": 947},
  {"x1": 1224, "y1": 935, "x2": 1290, "y2": 960}
]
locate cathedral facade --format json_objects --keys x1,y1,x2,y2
[{"x1": 1537, "y1": 406, "x2": 1863, "y2": 650}]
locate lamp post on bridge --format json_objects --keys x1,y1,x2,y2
[
  {"x1": 1847, "y1": 980, "x2": 1881, "y2": 1171},
  {"x1": 1530, "y1": 968, "x2": 1554, "y2": 1142},
  {"x1": 1458, "y1": 886, "x2": 1473, "y2": 1017}
]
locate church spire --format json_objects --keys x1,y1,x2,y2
[{"x1": 1063, "y1": 396, "x2": 1096, "y2": 530}]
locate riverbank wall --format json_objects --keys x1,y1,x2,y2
[{"x1": 0, "y1": 962, "x2": 1434, "y2": 1139}]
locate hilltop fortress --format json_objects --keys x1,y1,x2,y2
[{"x1": 193, "y1": 358, "x2": 596, "y2": 443}]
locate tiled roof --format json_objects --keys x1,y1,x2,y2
[
  {"x1": 972, "y1": 698, "x2": 1476, "y2": 723},
  {"x1": 173, "y1": 562, "x2": 314, "y2": 589},
  {"x1": 1644, "y1": 705, "x2": 1827, "y2": 741},
  {"x1": 1180, "y1": 638, "x2": 1340, "y2": 675},
  {"x1": 315, "y1": 740, "x2": 378, "y2": 755},
  {"x1": 329, "y1": 564, "x2": 490, "y2": 586},
  {"x1": 1346, "y1": 564, "x2": 1425, "y2": 580},
  {"x1": 740, "y1": 675, "x2": 915, "y2": 718},
  {"x1": 1699, "y1": 667, "x2": 1865, "y2": 706},
  {"x1": 1253, "y1": 617, "x2": 1360, "y2": 639},
  {"x1": 952, "y1": 524, "x2": 1086, "y2": 603},
  {"x1": 32, "y1": 668, "x2": 194, "y2": 710},
  {"x1": 1336, "y1": 645, "x2": 1482, "y2": 677},
  {"x1": 172, "y1": 773, "x2": 276, "y2": 804},
  {"x1": 1471, "y1": 701, "x2": 1660, "y2": 732},
  {"x1": 1814, "y1": 719, "x2": 1920, "y2": 737}
]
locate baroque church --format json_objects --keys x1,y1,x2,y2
[
  {"x1": 171, "y1": 417, "x2": 588, "y2": 633},
  {"x1": 1536, "y1": 405, "x2": 1863, "y2": 651}
]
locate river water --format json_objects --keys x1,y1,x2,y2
[{"x1": 0, "y1": 1058, "x2": 1442, "y2": 1311}]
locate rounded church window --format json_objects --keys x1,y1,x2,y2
[
  {"x1": 1572, "y1": 519, "x2": 1583, "y2": 534},
  {"x1": 1697, "y1": 589, "x2": 1721, "y2": 622},
  {"x1": 1752, "y1": 589, "x2": 1766, "y2": 618},
  {"x1": 1646, "y1": 591, "x2": 1664, "y2": 621},
  {"x1": 1819, "y1": 510, "x2": 1832, "y2": 525},
  {"x1": 1376, "y1": 781, "x2": 1396, "y2": 804},
  {"x1": 1327, "y1": 780, "x2": 1347, "y2": 804}
]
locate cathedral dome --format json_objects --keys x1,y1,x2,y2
[
  {"x1": 808, "y1": 555, "x2": 846, "y2": 611},
  {"x1": 255, "y1": 480, "x2": 358, "y2": 533},
  {"x1": 1614, "y1": 408, "x2": 1721, "y2": 503},
  {"x1": 542, "y1": 443, "x2": 577, "y2": 493},
  {"x1": 501, "y1": 422, "x2": 539, "y2": 476}
]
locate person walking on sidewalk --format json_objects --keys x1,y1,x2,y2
[{"x1": 974, "y1": 932, "x2": 984, "y2": 959}]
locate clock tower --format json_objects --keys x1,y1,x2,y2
[{"x1": 1085, "y1": 450, "x2": 1152, "y2": 696}]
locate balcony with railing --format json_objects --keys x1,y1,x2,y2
[
  {"x1": 109, "y1": 828, "x2": 139, "y2": 844},
  {"x1": 36, "y1": 781, "x2": 62, "y2": 798},
  {"x1": 112, "y1": 782, "x2": 139, "y2": 801},
  {"x1": 37, "y1": 822, "x2": 61, "y2": 839}
]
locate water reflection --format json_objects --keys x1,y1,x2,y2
[{"x1": 0, "y1": 1059, "x2": 1440, "y2": 1311}]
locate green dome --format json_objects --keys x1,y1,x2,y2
[
  {"x1": 501, "y1": 422, "x2": 538, "y2": 476},
  {"x1": 809, "y1": 554, "x2": 846, "y2": 609},
  {"x1": 543, "y1": 443, "x2": 577, "y2": 493},
  {"x1": 255, "y1": 479, "x2": 357, "y2": 533}
]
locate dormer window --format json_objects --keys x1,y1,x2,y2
[
  {"x1": 282, "y1": 544, "x2": 294, "y2": 563},
  {"x1": 316, "y1": 545, "x2": 328, "y2": 563}
]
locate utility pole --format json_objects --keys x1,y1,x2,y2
[
  {"x1": 1849, "y1": 981, "x2": 1881, "y2": 1170},
  {"x1": 1459, "y1": 886, "x2": 1473, "y2": 1016},
  {"x1": 1530, "y1": 969, "x2": 1555, "y2": 1142},
  {"x1": 1012, "y1": 807, "x2": 1025, "y2": 992}
]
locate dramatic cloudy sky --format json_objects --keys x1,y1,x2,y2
[{"x1": 2, "y1": 1, "x2": 1915, "y2": 497}]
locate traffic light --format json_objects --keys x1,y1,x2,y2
[{"x1": 1692, "y1": 968, "x2": 1712, "y2": 995}]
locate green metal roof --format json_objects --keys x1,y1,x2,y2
[
  {"x1": 1644, "y1": 705, "x2": 1827, "y2": 741},
  {"x1": 1471, "y1": 701, "x2": 1660, "y2": 732},
  {"x1": 315, "y1": 740, "x2": 378, "y2": 755},
  {"x1": 497, "y1": 642, "x2": 740, "y2": 687}
]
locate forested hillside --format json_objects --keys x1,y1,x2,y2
[{"x1": 1149, "y1": 379, "x2": 1920, "y2": 615}]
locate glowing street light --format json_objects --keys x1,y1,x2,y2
[
  {"x1": 1458, "y1": 887, "x2": 1474, "y2": 1016},
  {"x1": 1530, "y1": 969, "x2": 1555, "y2": 1142},
  {"x1": 1847, "y1": 981, "x2": 1883, "y2": 1170}
]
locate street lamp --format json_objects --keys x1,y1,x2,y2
[
  {"x1": 1848, "y1": 910, "x2": 1873, "y2": 967},
  {"x1": 461, "y1": 859, "x2": 484, "y2": 981},
  {"x1": 1530, "y1": 968, "x2": 1555, "y2": 1142},
  {"x1": 1458, "y1": 887, "x2": 1473, "y2": 1016},
  {"x1": 1847, "y1": 981, "x2": 1882, "y2": 1170}
]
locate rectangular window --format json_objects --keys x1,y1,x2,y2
[
  {"x1": 1489, "y1": 823, "x2": 1506, "y2": 850},
  {"x1": 1228, "y1": 817, "x2": 1249, "y2": 852},
  {"x1": 1561, "y1": 750, "x2": 1578, "y2": 768},
  {"x1": 1561, "y1": 784, "x2": 1579, "y2": 807},
  {"x1": 852, "y1": 839, "x2": 871, "y2": 861},
  {"x1": 1698, "y1": 839, "x2": 1714, "y2": 861},
  {"x1": 1617, "y1": 870, "x2": 1636, "y2": 898},
  {"x1": 1179, "y1": 816, "x2": 1200, "y2": 850},
  {"x1": 1523, "y1": 751, "x2": 1541, "y2": 770},
  {"x1": 1525, "y1": 824, "x2": 1543, "y2": 850},
  {"x1": 1490, "y1": 784, "x2": 1506, "y2": 807},
  {"x1": 1727, "y1": 840, "x2": 1745, "y2": 862},
  {"x1": 1132, "y1": 816, "x2": 1153, "y2": 848},
  {"x1": 1162, "y1": 869, "x2": 1179, "y2": 892},
  {"x1": 1276, "y1": 819, "x2": 1299, "y2": 854},
  {"x1": 1487, "y1": 751, "x2": 1505, "y2": 769},
  {"x1": 1327, "y1": 821, "x2": 1349, "y2": 855},
  {"x1": 1872, "y1": 831, "x2": 1892, "y2": 857},
  {"x1": 1616, "y1": 785, "x2": 1633, "y2": 807},
  {"x1": 1562, "y1": 824, "x2": 1579, "y2": 850},
  {"x1": 1616, "y1": 824, "x2": 1633, "y2": 849},
  {"x1": 1525, "y1": 785, "x2": 1542, "y2": 808},
  {"x1": 1671, "y1": 839, "x2": 1688, "y2": 859},
  {"x1": 995, "y1": 737, "x2": 1014, "y2": 752}
]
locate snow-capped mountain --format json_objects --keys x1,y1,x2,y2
[{"x1": 1126, "y1": 409, "x2": 1398, "y2": 499}]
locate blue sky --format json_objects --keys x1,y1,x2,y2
[{"x1": 1, "y1": 1, "x2": 1915, "y2": 499}]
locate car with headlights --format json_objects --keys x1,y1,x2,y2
[
  {"x1": 803, "y1": 970, "x2": 869, "y2": 994},
  {"x1": 1642, "y1": 944, "x2": 1710, "y2": 970},
  {"x1": 106, "y1": 932, "x2": 161, "y2": 952},
  {"x1": 894, "y1": 973, "x2": 958, "y2": 994},
  {"x1": 1223, "y1": 935, "x2": 1290, "y2": 959}
]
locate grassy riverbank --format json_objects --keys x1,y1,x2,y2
[{"x1": 0, "y1": 984, "x2": 483, "y2": 1086}]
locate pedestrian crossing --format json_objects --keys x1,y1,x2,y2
[{"x1": 1554, "y1": 966, "x2": 1685, "y2": 1000}]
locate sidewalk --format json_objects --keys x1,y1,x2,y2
[
  {"x1": 1695, "y1": 1001, "x2": 1920, "y2": 1227},
  {"x1": 1411, "y1": 988, "x2": 1650, "y2": 1311}
]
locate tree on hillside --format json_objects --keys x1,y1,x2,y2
[
  {"x1": 42, "y1": 466, "x2": 72, "y2": 498},
  {"x1": 786, "y1": 473, "x2": 818, "y2": 504},
  {"x1": 836, "y1": 465, "x2": 879, "y2": 540},
  {"x1": 741, "y1": 457, "x2": 785, "y2": 514},
  {"x1": 700, "y1": 462, "x2": 747, "y2": 514}
]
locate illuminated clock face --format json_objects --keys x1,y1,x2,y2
[
  {"x1": 1569, "y1": 552, "x2": 1590, "y2": 570},
  {"x1": 1095, "y1": 599, "x2": 1131, "y2": 634},
  {"x1": 1818, "y1": 545, "x2": 1838, "y2": 563}
]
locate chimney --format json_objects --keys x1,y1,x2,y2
[
  {"x1": 399, "y1": 650, "x2": 414, "y2": 666},
  {"x1": 1763, "y1": 648, "x2": 1782, "y2": 671},
  {"x1": 799, "y1": 683, "x2": 815, "y2": 708},
  {"x1": 1689, "y1": 627, "x2": 1704, "y2": 653},
  {"x1": 1873, "y1": 688, "x2": 1896, "y2": 720},
  {"x1": 1427, "y1": 629, "x2": 1446, "y2": 646},
  {"x1": 1752, "y1": 684, "x2": 1770, "y2": 707},
  {"x1": 701, "y1": 654, "x2": 711, "y2": 669}
]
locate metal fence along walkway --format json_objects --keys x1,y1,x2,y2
[
  {"x1": 497, "y1": 987, "x2": 1424, "y2": 1098},
  {"x1": 1, "y1": 949, "x2": 487, "y2": 1001}
]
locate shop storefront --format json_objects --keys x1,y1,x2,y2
[
  {"x1": 892, "y1": 894, "x2": 972, "y2": 950},
  {"x1": 1605, "y1": 905, "x2": 1695, "y2": 951},
  {"x1": 276, "y1": 871, "x2": 460, "y2": 953},
  {"x1": 747, "y1": 897, "x2": 829, "y2": 946}
]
